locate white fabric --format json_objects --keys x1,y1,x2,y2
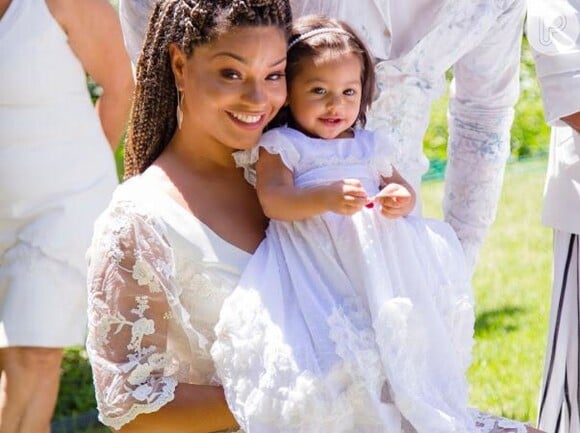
[
  {"x1": 537, "y1": 232, "x2": 580, "y2": 433},
  {"x1": 212, "y1": 127, "x2": 526, "y2": 433},
  {"x1": 527, "y1": 0, "x2": 580, "y2": 234},
  {"x1": 119, "y1": 0, "x2": 153, "y2": 68},
  {"x1": 292, "y1": 0, "x2": 526, "y2": 273},
  {"x1": 86, "y1": 175, "x2": 251, "y2": 430},
  {"x1": 0, "y1": 0, "x2": 117, "y2": 347}
]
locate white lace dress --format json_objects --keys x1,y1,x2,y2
[
  {"x1": 212, "y1": 127, "x2": 527, "y2": 433},
  {"x1": 86, "y1": 175, "x2": 250, "y2": 430}
]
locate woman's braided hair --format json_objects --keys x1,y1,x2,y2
[{"x1": 124, "y1": 0, "x2": 292, "y2": 178}]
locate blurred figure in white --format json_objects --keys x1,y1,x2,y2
[
  {"x1": 0, "y1": 0, "x2": 133, "y2": 431},
  {"x1": 527, "y1": 2, "x2": 580, "y2": 433}
]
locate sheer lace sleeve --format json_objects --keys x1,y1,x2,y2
[
  {"x1": 371, "y1": 127, "x2": 426, "y2": 183},
  {"x1": 86, "y1": 200, "x2": 191, "y2": 430}
]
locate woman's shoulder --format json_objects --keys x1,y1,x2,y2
[{"x1": 94, "y1": 176, "x2": 164, "y2": 236}]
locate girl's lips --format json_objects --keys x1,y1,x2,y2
[{"x1": 319, "y1": 117, "x2": 343, "y2": 125}]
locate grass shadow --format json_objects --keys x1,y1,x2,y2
[{"x1": 474, "y1": 306, "x2": 527, "y2": 338}]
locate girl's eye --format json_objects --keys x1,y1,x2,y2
[
  {"x1": 267, "y1": 72, "x2": 285, "y2": 81},
  {"x1": 312, "y1": 87, "x2": 326, "y2": 95},
  {"x1": 220, "y1": 69, "x2": 242, "y2": 80},
  {"x1": 344, "y1": 88, "x2": 356, "y2": 96}
]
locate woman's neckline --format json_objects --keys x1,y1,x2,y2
[
  {"x1": 0, "y1": 0, "x2": 20, "y2": 37},
  {"x1": 128, "y1": 173, "x2": 253, "y2": 258}
]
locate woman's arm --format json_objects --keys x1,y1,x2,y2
[
  {"x1": 116, "y1": 384, "x2": 237, "y2": 433},
  {"x1": 256, "y1": 150, "x2": 368, "y2": 221},
  {"x1": 87, "y1": 205, "x2": 234, "y2": 432},
  {"x1": 47, "y1": 0, "x2": 134, "y2": 149}
]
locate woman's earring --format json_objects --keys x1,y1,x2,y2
[{"x1": 176, "y1": 87, "x2": 184, "y2": 130}]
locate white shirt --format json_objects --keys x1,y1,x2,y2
[
  {"x1": 527, "y1": 0, "x2": 580, "y2": 234},
  {"x1": 292, "y1": 0, "x2": 526, "y2": 271}
]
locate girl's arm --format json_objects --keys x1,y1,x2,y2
[
  {"x1": 116, "y1": 384, "x2": 237, "y2": 433},
  {"x1": 48, "y1": 0, "x2": 134, "y2": 150},
  {"x1": 376, "y1": 166, "x2": 417, "y2": 218},
  {"x1": 256, "y1": 150, "x2": 368, "y2": 221}
]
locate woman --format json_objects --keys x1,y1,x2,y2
[
  {"x1": 0, "y1": 0, "x2": 133, "y2": 431},
  {"x1": 85, "y1": 0, "x2": 291, "y2": 431}
]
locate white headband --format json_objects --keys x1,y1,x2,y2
[{"x1": 288, "y1": 28, "x2": 353, "y2": 50}]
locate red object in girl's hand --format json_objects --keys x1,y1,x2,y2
[{"x1": 365, "y1": 202, "x2": 374, "y2": 208}]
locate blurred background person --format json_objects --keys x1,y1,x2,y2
[
  {"x1": 0, "y1": 0, "x2": 133, "y2": 431},
  {"x1": 527, "y1": 2, "x2": 580, "y2": 433}
]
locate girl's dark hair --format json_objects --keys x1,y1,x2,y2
[
  {"x1": 124, "y1": 0, "x2": 292, "y2": 178},
  {"x1": 271, "y1": 15, "x2": 375, "y2": 130}
]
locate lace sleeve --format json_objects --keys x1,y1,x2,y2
[
  {"x1": 371, "y1": 127, "x2": 427, "y2": 183},
  {"x1": 86, "y1": 200, "x2": 183, "y2": 430}
]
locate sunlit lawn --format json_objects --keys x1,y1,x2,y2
[{"x1": 422, "y1": 159, "x2": 551, "y2": 424}]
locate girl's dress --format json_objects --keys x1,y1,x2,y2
[
  {"x1": 212, "y1": 127, "x2": 525, "y2": 433},
  {"x1": 0, "y1": 0, "x2": 117, "y2": 347}
]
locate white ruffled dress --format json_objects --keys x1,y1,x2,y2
[
  {"x1": 212, "y1": 127, "x2": 524, "y2": 433},
  {"x1": 212, "y1": 128, "x2": 523, "y2": 433}
]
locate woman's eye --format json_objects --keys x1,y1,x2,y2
[
  {"x1": 220, "y1": 69, "x2": 241, "y2": 80},
  {"x1": 267, "y1": 72, "x2": 285, "y2": 81},
  {"x1": 312, "y1": 87, "x2": 326, "y2": 95},
  {"x1": 344, "y1": 88, "x2": 356, "y2": 96}
]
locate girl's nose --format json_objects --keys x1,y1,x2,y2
[{"x1": 326, "y1": 93, "x2": 343, "y2": 108}]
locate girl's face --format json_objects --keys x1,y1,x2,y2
[
  {"x1": 171, "y1": 26, "x2": 288, "y2": 151},
  {"x1": 288, "y1": 52, "x2": 363, "y2": 139}
]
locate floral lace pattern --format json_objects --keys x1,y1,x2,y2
[
  {"x1": 86, "y1": 178, "x2": 248, "y2": 429},
  {"x1": 367, "y1": 0, "x2": 525, "y2": 272}
]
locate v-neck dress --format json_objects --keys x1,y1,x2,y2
[{"x1": 85, "y1": 175, "x2": 251, "y2": 430}]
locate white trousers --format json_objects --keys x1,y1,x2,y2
[{"x1": 538, "y1": 231, "x2": 580, "y2": 433}]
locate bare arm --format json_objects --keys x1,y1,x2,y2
[
  {"x1": 116, "y1": 384, "x2": 237, "y2": 433},
  {"x1": 562, "y1": 112, "x2": 580, "y2": 133},
  {"x1": 255, "y1": 150, "x2": 368, "y2": 221},
  {"x1": 47, "y1": 0, "x2": 134, "y2": 150}
]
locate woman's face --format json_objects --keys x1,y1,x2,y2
[{"x1": 172, "y1": 26, "x2": 288, "y2": 151}]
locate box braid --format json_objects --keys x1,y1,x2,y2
[{"x1": 124, "y1": 0, "x2": 292, "y2": 178}]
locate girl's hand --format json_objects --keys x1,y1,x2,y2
[
  {"x1": 324, "y1": 179, "x2": 368, "y2": 215},
  {"x1": 374, "y1": 183, "x2": 415, "y2": 218}
]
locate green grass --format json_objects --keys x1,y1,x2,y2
[{"x1": 422, "y1": 159, "x2": 551, "y2": 424}]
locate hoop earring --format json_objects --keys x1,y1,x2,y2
[{"x1": 176, "y1": 87, "x2": 184, "y2": 130}]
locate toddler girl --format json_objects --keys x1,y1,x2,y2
[{"x1": 212, "y1": 15, "x2": 525, "y2": 433}]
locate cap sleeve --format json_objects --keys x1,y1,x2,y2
[
  {"x1": 232, "y1": 128, "x2": 300, "y2": 186},
  {"x1": 86, "y1": 198, "x2": 206, "y2": 430}
]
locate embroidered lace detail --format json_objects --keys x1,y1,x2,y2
[
  {"x1": 471, "y1": 409, "x2": 527, "y2": 433},
  {"x1": 213, "y1": 289, "x2": 396, "y2": 433},
  {"x1": 87, "y1": 192, "x2": 237, "y2": 429},
  {"x1": 363, "y1": 0, "x2": 524, "y2": 271}
]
